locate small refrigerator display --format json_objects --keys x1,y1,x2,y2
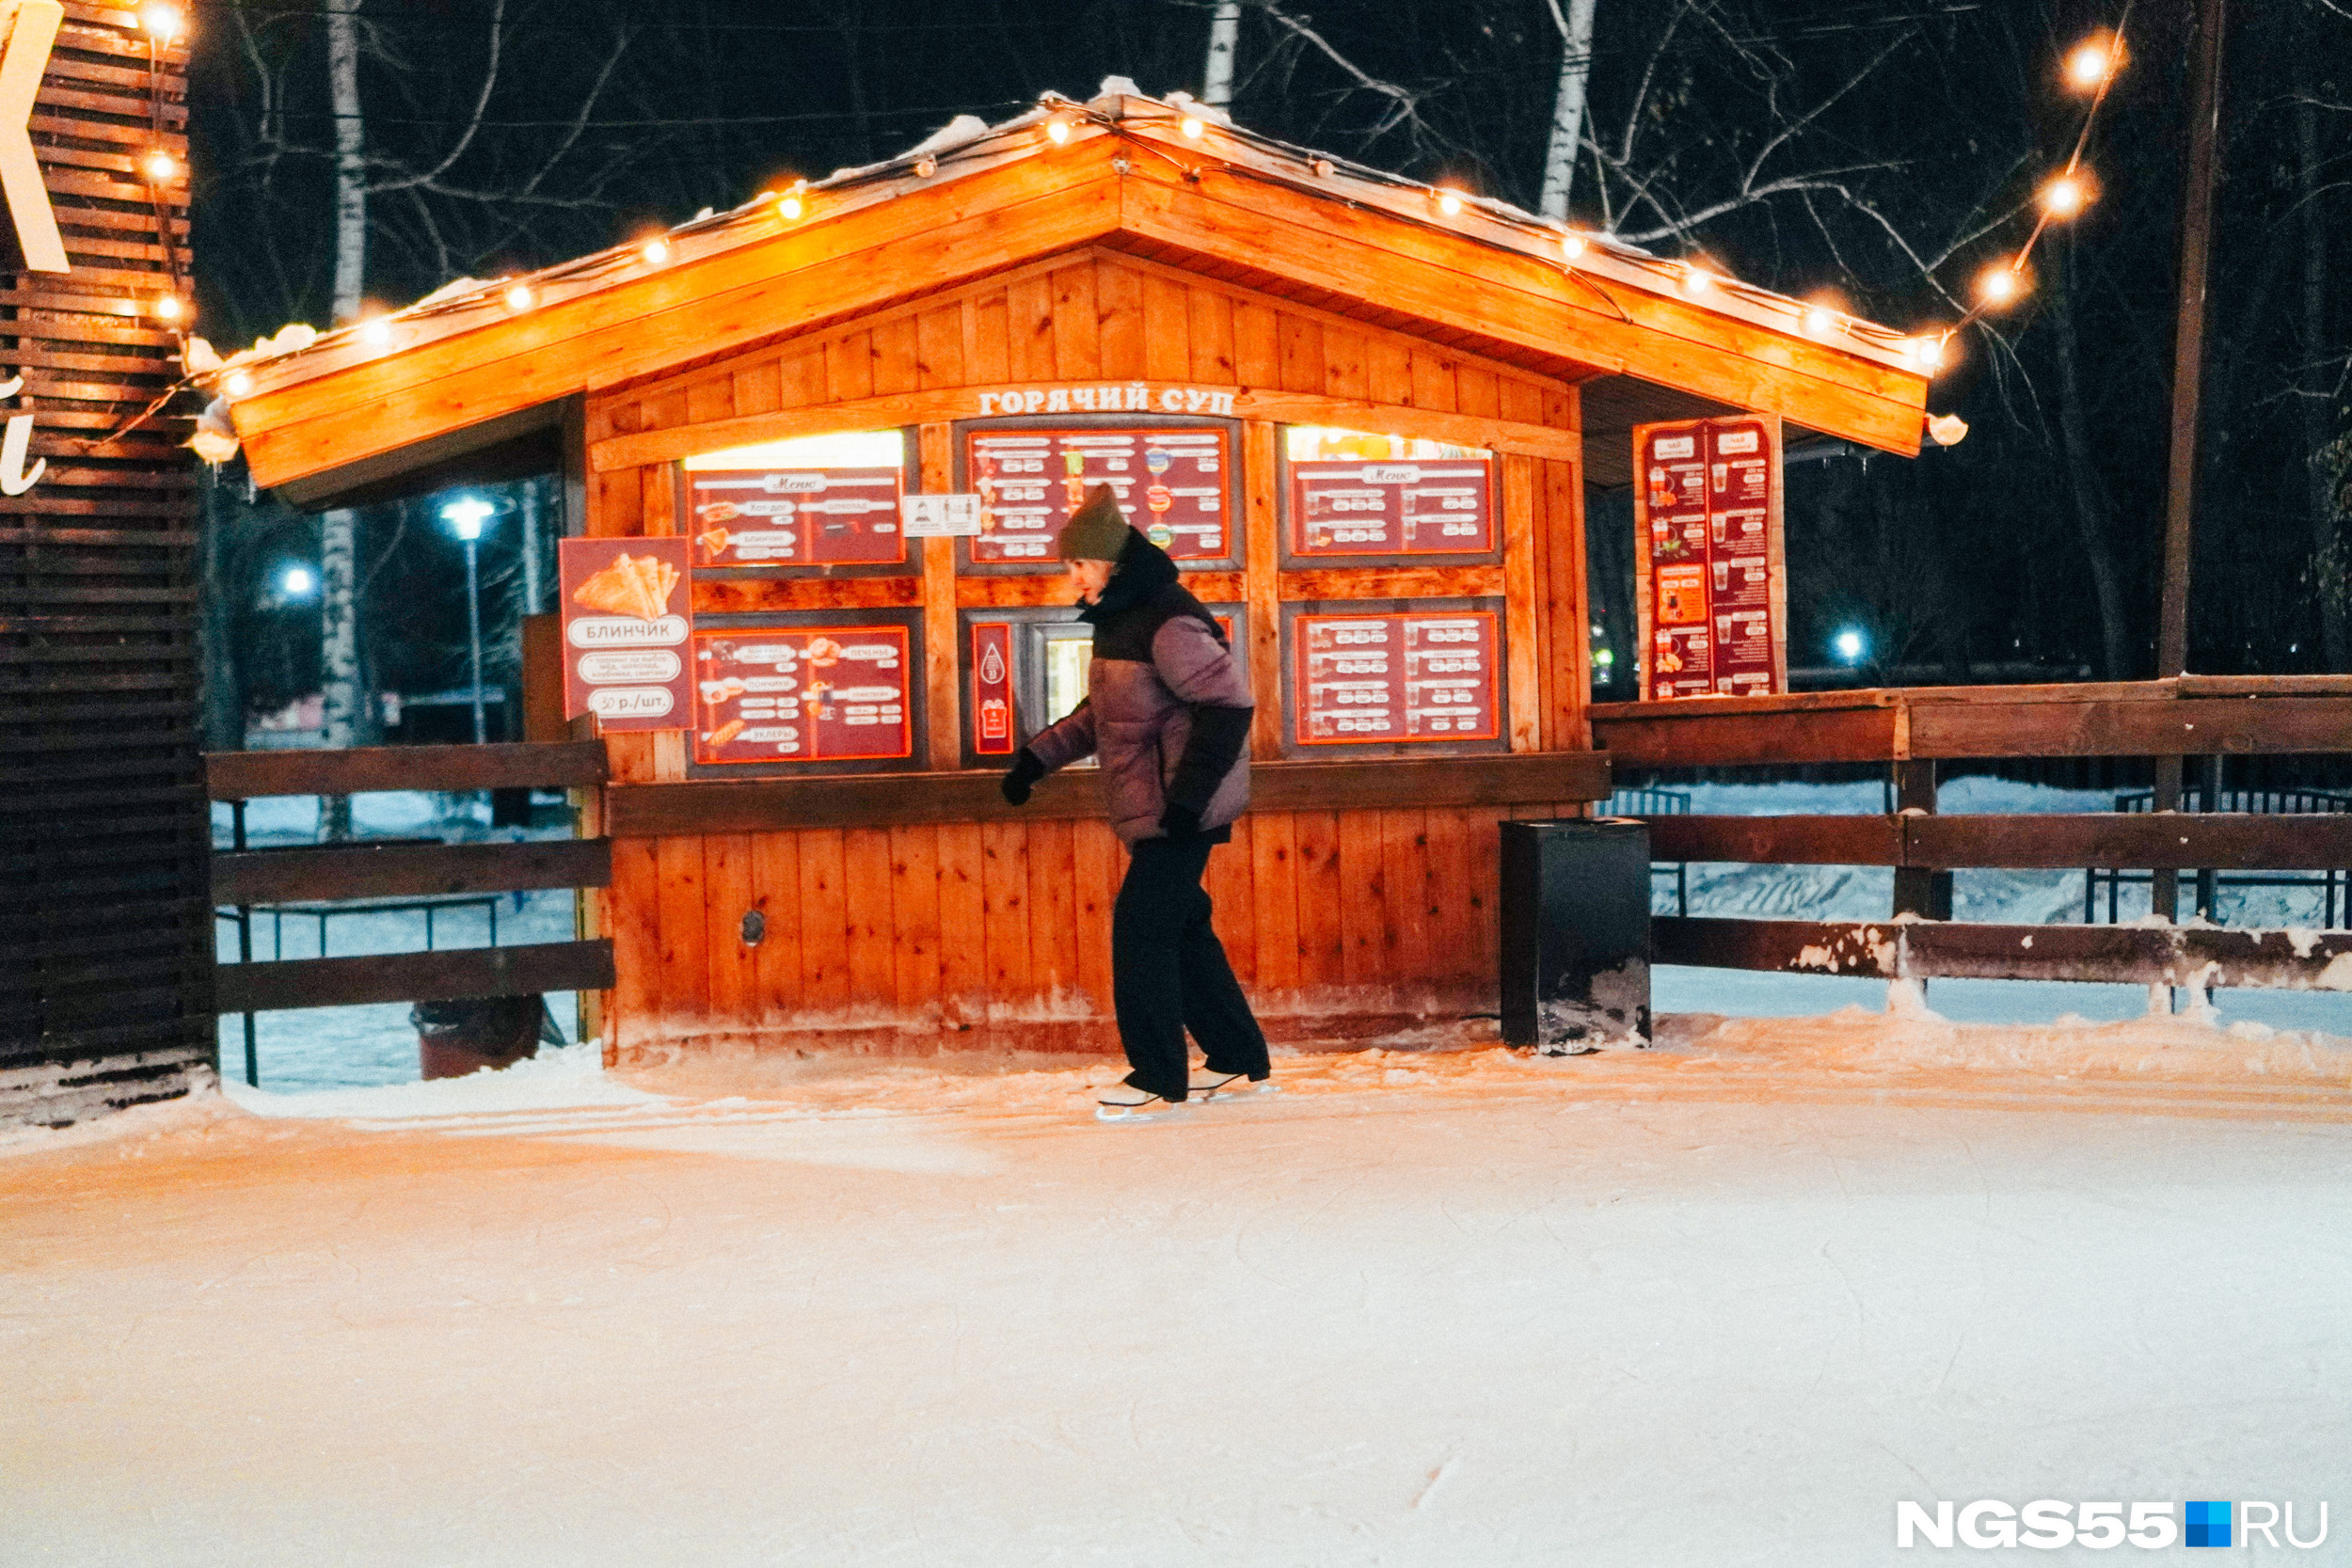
[
  {"x1": 961, "y1": 607, "x2": 1242, "y2": 766},
  {"x1": 680, "y1": 429, "x2": 912, "y2": 574}
]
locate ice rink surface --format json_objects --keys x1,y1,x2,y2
[{"x1": 6, "y1": 1009, "x2": 2347, "y2": 1566}]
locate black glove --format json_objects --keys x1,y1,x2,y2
[
  {"x1": 1157, "y1": 800, "x2": 1202, "y2": 839},
  {"x1": 1000, "y1": 750, "x2": 1045, "y2": 806}
]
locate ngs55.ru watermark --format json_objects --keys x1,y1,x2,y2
[{"x1": 1898, "y1": 1499, "x2": 2328, "y2": 1549}]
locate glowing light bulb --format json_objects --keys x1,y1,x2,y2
[
  {"x1": 1181, "y1": 116, "x2": 1205, "y2": 140},
  {"x1": 1804, "y1": 304, "x2": 1836, "y2": 336},
  {"x1": 1906, "y1": 336, "x2": 1946, "y2": 371},
  {"x1": 1045, "y1": 115, "x2": 1073, "y2": 145},
  {"x1": 144, "y1": 150, "x2": 177, "y2": 181},
  {"x1": 914, "y1": 156, "x2": 937, "y2": 178},
  {"x1": 777, "y1": 188, "x2": 805, "y2": 220},
  {"x1": 225, "y1": 370, "x2": 254, "y2": 398},
  {"x1": 2065, "y1": 36, "x2": 2120, "y2": 92},
  {"x1": 280, "y1": 565, "x2": 313, "y2": 597},
  {"x1": 141, "y1": 3, "x2": 182, "y2": 41},
  {"x1": 1681, "y1": 264, "x2": 1715, "y2": 295},
  {"x1": 1561, "y1": 231, "x2": 1587, "y2": 261},
  {"x1": 1834, "y1": 628, "x2": 1867, "y2": 663},
  {"x1": 1435, "y1": 187, "x2": 1464, "y2": 215},
  {"x1": 151, "y1": 294, "x2": 182, "y2": 322},
  {"x1": 1977, "y1": 263, "x2": 2022, "y2": 306},
  {"x1": 360, "y1": 317, "x2": 392, "y2": 348},
  {"x1": 503, "y1": 282, "x2": 533, "y2": 311},
  {"x1": 640, "y1": 238, "x2": 670, "y2": 264},
  {"x1": 2042, "y1": 174, "x2": 2088, "y2": 218}
]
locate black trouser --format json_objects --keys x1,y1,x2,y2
[{"x1": 1110, "y1": 834, "x2": 1270, "y2": 1101}]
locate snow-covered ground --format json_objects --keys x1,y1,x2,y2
[{"x1": 4, "y1": 1012, "x2": 2347, "y2": 1566}]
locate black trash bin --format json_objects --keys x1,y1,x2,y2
[
  {"x1": 410, "y1": 995, "x2": 554, "y2": 1080},
  {"x1": 1499, "y1": 819, "x2": 1651, "y2": 1054}
]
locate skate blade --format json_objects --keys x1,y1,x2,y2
[
  {"x1": 1094, "y1": 1101, "x2": 1181, "y2": 1122},
  {"x1": 1197, "y1": 1080, "x2": 1279, "y2": 1101}
]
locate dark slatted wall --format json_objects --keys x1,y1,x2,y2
[{"x1": 0, "y1": 3, "x2": 206, "y2": 1127}]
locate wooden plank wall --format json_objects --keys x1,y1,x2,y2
[
  {"x1": 0, "y1": 8, "x2": 206, "y2": 1127},
  {"x1": 584, "y1": 248, "x2": 1592, "y2": 1057}
]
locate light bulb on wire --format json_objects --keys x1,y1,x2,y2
[
  {"x1": 141, "y1": 3, "x2": 182, "y2": 41},
  {"x1": 2041, "y1": 173, "x2": 2090, "y2": 219},
  {"x1": 1976, "y1": 261, "x2": 2024, "y2": 308},
  {"x1": 1434, "y1": 187, "x2": 1465, "y2": 215},
  {"x1": 2065, "y1": 33, "x2": 2124, "y2": 93},
  {"x1": 1180, "y1": 116, "x2": 1205, "y2": 140},
  {"x1": 1045, "y1": 114, "x2": 1073, "y2": 145},
  {"x1": 144, "y1": 150, "x2": 177, "y2": 181}
]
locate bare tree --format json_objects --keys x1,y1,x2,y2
[
  {"x1": 1202, "y1": 1, "x2": 1242, "y2": 105},
  {"x1": 1536, "y1": 0, "x2": 1598, "y2": 218}
]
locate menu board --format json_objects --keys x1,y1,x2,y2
[
  {"x1": 968, "y1": 426, "x2": 1230, "y2": 564},
  {"x1": 1636, "y1": 416, "x2": 1783, "y2": 700},
  {"x1": 970, "y1": 621, "x2": 1015, "y2": 756},
  {"x1": 681, "y1": 431, "x2": 907, "y2": 570},
  {"x1": 557, "y1": 536, "x2": 691, "y2": 732},
  {"x1": 1293, "y1": 610, "x2": 1500, "y2": 746},
  {"x1": 691, "y1": 625, "x2": 912, "y2": 765},
  {"x1": 1285, "y1": 427, "x2": 1495, "y2": 558}
]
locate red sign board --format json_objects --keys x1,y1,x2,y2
[
  {"x1": 1294, "y1": 610, "x2": 1499, "y2": 746},
  {"x1": 1289, "y1": 455, "x2": 1494, "y2": 556},
  {"x1": 684, "y1": 464, "x2": 905, "y2": 567},
  {"x1": 1636, "y1": 417, "x2": 1783, "y2": 700},
  {"x1": 692, "y1": 625, "x2": 913, "y2": 765},
  {"x1": 969, "y1": 426, "x2": 1230, "y2": 564},
  {"x1": 970, "y1": 621, "x2": 1015, "y2": 755},
  {"x1": 557, "y1": 536, "x2": 692, "y2": 731}
]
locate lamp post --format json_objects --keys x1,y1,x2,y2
[{"x1": 441, "y1": 496, "x2": 496, "y2": 743}]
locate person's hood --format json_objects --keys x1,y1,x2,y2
[{"x1": 1077, "y1": 527, "x2": 1180, "y2": 625}]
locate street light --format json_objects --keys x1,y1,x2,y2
[
  {"x1": 441, "y1": 496, "x2": 497, "y2": 743},
  {"x1": 279, "y1": 564, "x2": 314, "y2": 598},
  {"x1": 1834, "y1": 628, "x2": 1867, "y2": 665}
]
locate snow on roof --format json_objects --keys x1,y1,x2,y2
[{"x1": 210, "y1": 81, "x2": 1929, "y2": 401}]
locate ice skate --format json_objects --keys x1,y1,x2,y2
[
  {"x1": 1189, "y1": 1071, "x2": 1279, "y2": 1101},
  {"x1": 1093, "y1": 1084, "x2": 1185, "y2": 1121}
]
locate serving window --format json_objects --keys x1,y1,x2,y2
[
  {"x1": 1279, "y1": 426, "x2": 1499, "y2": 567},
  {"x1": 687, "y1": 609, "x2": 925, "y2": 776},
  {"x1": 955, "y1": 416, "x2": 1243, "y2": 574},
  {"x1": 679, "y1": 429, "x2": 914, "y2": 577},
  {"x1": 1281, "y1": 597, "x2": 1506, "y2": 758},
  {"x1": 959, "y1": 606, "x2": 1245, "y2": 768}
]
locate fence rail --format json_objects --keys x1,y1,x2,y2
[
  {"x1": 1653, "y1": 917, "x2": 2352, "y2": 990},
  {"x1": 1639, "y1": 814, "x2": 2352, "y2": 872}
]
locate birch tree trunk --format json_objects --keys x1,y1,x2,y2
[
  {"x1": 519, "y1": 477, "x2": 544, "y2": 616},
  {"x1": 2296, "y1": 36, "x2": 2346, "y2": 670},
  {"x1": 320, "y1": 0, "x2": 370, "y2": 838},
  {"x1": 1537, "y1": 0, "x2": 1598, "y2": 220},
  {"x1": 1202, "y1": 1, "x2": 1241, "y2": 106}
]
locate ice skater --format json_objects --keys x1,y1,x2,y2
[{"x1": 997, "y1": 484, "x2": 1273, "y2": 1117}]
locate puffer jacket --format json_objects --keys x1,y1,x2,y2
[{"x1": 1024, "y1": 531, "x2": 1252, "y2": 845}]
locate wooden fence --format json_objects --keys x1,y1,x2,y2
[
  {"x1": 207, "y1": 744, "x2": 616, "y2": 1038},
  {"x1": 1592, "y1": 677, "x2": 2352, "y2": 992}
]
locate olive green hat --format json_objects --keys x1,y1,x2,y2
[{"x1": 1057, "y1": 483, "x2": 1133, "y2": 562}]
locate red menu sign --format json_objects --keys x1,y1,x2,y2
[
  {"x1": 1289, "y1": 454, "x2": 1494, "y2": 556},
  {"x1": 558, "y1": 536, "x2": 692, "y2": 731},
  {"x1": 691, "y1": 625, "x2": 912, "y2": 765},
  {"x1": 970, "y1": 621, "x2": 1015, "y2": 756},
  {"x1": 1294, "y1": 610, "x2": 1499, "y2": 745},
  {"x1": 969, "y1": 426, "x2": 1230, "y2": 564},
  {"x1": 684, "y1": 464, "x2": 905, "y2": 568},
  {"x1": 1637, "y1": 417, "x2": 1782, "y2": 700}
]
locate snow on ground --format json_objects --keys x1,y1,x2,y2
[{"x1": 5, "y1": 1011, "x2": 2348, "y2": 1565}]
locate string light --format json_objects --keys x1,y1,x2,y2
[
  {"x1": 225, "y1": 370, "x2": 254, "y2": 398},
  {"x1": 1681, "y1": 263, "x2": 1716, "y2": 295},
  {"x1": 1804, "y1": 304, "x2": 1836, "y2": 337},
  {"x1": 1044, "y1": 113, "x2": 1073, "y2": 145},
  {"x1": 1976, "y1": 261, "x2": 2024, "y2": 307},
  {"x1": 640, "y1": 238, "x2": 670, "y2": 264},
  {"x1": 776, "y1": 182, "x2": 806, "y2": 220},
  {"x1": 1434, "y1": 187, "x2": 1465, "y2": 215},
  {"x1": 913, "y1": 156, "x2": 936, "y2": 178},
  {"x1": 503, "y1": 282, "x2": 533, "y2": 311},
  {"x1": 151, "y1": 294, "x2": 183, "y2": 322},
  {"x1": 1561, "y1": 230, "x2": 1587, "y2": 261},
  {"x1": 141, "y1": 3, "x2": 182, "y2": 40},
  {"x1": 360, "y1": 317, "x2": 392, "y2": 348},
  {"x1": 2041, "y1": 174, "x2": 2089, "y2": 218},
  {"x1": 1180, "y1": 116, "x2": 1205, "y2": 140},
  {"x1": 143, "y1": 150, "x2": 177, "y2": 181},
  {"x1": 1906, "y1": 336, "x2": 1946, "y2": 371},
  {"x1": 2065, "y1": 32, "x2": 2123, "y2": 93}
]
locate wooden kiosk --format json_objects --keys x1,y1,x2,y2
[{"x1": 217, "y1": 86, "x2": 1929, "y2": 1062}]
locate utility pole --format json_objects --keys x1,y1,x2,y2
[{"x1": 2152, "y1": 0, "x2": 2226, "y2": 926}]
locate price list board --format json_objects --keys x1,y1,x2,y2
[
  {"x1": 1287, "y1": 454, "x2": 1496, "y2": 558},
  {"x1": 557, "y1": 536, "x2": 692, "y2": 732},
  {"x1": 691, "y1": 624, "x2": 913, "y2": 767},
  {"x1": 1290, "y1": 607, "x2": 1502, "y2": 749},
  {"x1": 1633, "y1": 416, "x2": 1786, "y2": 701},
  {"x1": 965, "y1": 425, "x2": 1233, "y2": 567},
  {"x1": 683, "y1": 464, "x2": 907, "y2": 569}
]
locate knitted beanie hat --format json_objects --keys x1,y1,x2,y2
[{"x1": 1057, "y1": 484, "x2": 1133, "y2": 562}]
